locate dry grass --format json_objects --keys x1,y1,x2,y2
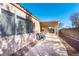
[{"x1": 59, "y1": 37, "x2": 79, "y2": 56}]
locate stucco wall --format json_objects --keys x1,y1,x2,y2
[
  {"x1": 0, "y1": 33, "x2": 36, "y2": 55},
  {"x1": 31, "y1": 17, "x2": 40, "y2": 33}
]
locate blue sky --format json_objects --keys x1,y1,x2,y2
[{"x1": 20, "y1": 3, "x2": 79, "y2": 28}]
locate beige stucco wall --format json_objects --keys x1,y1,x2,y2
[
  {"x1": 31, "y1": 17, "x2": 40, "y2": 33},
  {"x1": 0, "y1": 3, "x2": 26, "y2": 18}
]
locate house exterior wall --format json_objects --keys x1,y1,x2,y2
[
  {"x1": 0, "y1": 3, "x2": 40, "y2": 56},
  {"x1": 31, "y1": 17, "x2": 40, "y2": 33}
]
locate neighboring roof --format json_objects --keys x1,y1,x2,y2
[{"x1": 40, "y1": 21, "x2": 59, "y2": 27}]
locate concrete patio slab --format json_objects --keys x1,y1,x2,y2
[{"x1": 25, "y1": 33, "x2": 68, "y2": 56}]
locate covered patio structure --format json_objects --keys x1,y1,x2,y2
[{"x1": 40, "y1": 21, "x2": 60, "y2": 36}]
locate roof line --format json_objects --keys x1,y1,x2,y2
[{"x1": 10, "y1": 3, "x2": 39, "y2": 21}]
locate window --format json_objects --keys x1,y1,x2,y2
[
  {"x1": 16, "y1": 16, "x2": 35, "y2": 34},
  {"x1": 16, "y1": 16, "x2": 27, "y2": 35},
  {"x1": 26, "y1": 20, "x2": 35, "y2": 33},
  {"x1": 0, "y1": 3, "x2": 3, "y2": 6},
  {"x1": 0, "y1": 9, "x2": 15, "y2": 36},
  {"x1": 0, "y1": 9, "x2": 35, "y2": 37}
]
